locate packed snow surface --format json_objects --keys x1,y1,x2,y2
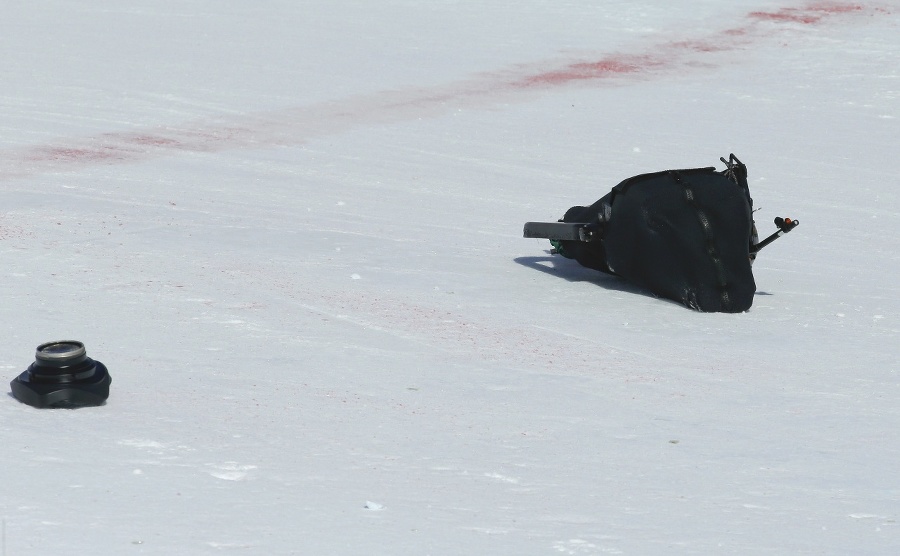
[{"x1": 1, "y1": 1, "x2": 898, "y2": 554}]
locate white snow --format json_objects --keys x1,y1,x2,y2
[{"x1": 1, "y1": 1, "x2": 898, "y2": 554}]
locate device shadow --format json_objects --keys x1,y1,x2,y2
[
  {"x1": 513, "y1": 252, "x2": 662, "y2": 301},
  {"x1": 515, "y1": 253, "x2": 775, "y2": 308}
]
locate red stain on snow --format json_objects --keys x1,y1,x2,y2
[
  {"x1": 30, "y1": 146, "x2": 123, "y2": 163},
  {"x1": 516, "y1": 56, "x2": 659, "y2": 87},
  {"x1": 749, "y1": 2, "x2": 865, "y2": 24},
  {"x1": 513, "y1": 2, "x2": 872, "y2": 90},
  {"x1": 127, "y1": 134, "x2": 183, "y2": 148},
  {"x1": 668, "y1": 39, "x2": 732, "y2": 53},
  {"x1": 0, "y1": 2, "x2": 886, "y2": 180},
  {"x1": 723, "y1": 27, "x2": 750, "y2": 36}
]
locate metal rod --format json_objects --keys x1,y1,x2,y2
[{"x1": 751, "y1": 217, "x2": 799, "y2": 253}]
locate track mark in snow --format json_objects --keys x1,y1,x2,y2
[
  {"x1": 554, "y1": 539, "x2": 622, "y2": 555},
  {"x1": 0, "y1": 216, "x2": 32, "y2": 241},
  {"x1": 205, "y1": 462, "x2": 257, "y2": 481},
  {"x1": 531, "y1": 324, "x2": 671, "y2": 365},
  {"x1": 463, "y1": 527, "x2": 510, "y2": 535},
  {"x1": 118, "y1": 439, "x2": 194, "y2": 456},
  {"x1": 484, "y1": 472, "x2": 520, "y2": 484},
  {"x1": 0, "y1": 2, "x2": 887, "y2": 181},
  {"x1": 206, "y1": 541, "x2": 254, "y2": 550},
  {"x1": 310, "y1": 290, "x2": 640, "y2": 374},
  {"x1": 231, "y1": 262, "x2": 742, "y2": 376},
  {"x1": 848, "y1": 513, "x2": 894, "y2": 521}
]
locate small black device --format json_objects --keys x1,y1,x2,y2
[{"x1": 10, "y1": 341, "x2": 111, "y2": 408}]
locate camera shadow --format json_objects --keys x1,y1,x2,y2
[{"x1": 513, "y1": 252, "x2": 662, "y2": 301}]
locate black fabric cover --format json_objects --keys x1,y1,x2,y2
[{"x1": 557, "y1": 163, "x2": 756, "y2": 312}]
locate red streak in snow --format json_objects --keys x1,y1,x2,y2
[
  {"x1": 516, "y1": 56, "x2": 656, "y2": 87},
  {"x1": 749, "y1": 2, "x2": 865, "y2": 24},
  {"x1": 127, "y1": 134, "x2": 183, "y2": 148},
  {"x1": 669, "y1": 39, "x2": 732, "y2": 53},
  {"x1": 31, "y1": 146, "x2": 122, "y2": 163},
  {"x1": 0, "y1": 2, "x2": 886, "y2": 181}
]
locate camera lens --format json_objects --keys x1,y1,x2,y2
[
  {"x1": 10, "y1": 341, "x2": 111, "y2": 408},
  {"x1": 35, "y1": 341, "x2": 88, "y2": 367}
]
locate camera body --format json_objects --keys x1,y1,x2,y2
[{"x1": 10, "y1": 341, "x2": 111, "y2": 408}]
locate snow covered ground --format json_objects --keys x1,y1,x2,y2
[{"x1": 1, "y1": 1, "x2": 898, "y2": 553}]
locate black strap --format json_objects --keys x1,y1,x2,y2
[{"x1": 670, "y1": 171, "x2": 733, "y2": 311}]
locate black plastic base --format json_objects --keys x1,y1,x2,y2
[{"x1": 10, "y1": 361, "x2": 111, "y2": 409}]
